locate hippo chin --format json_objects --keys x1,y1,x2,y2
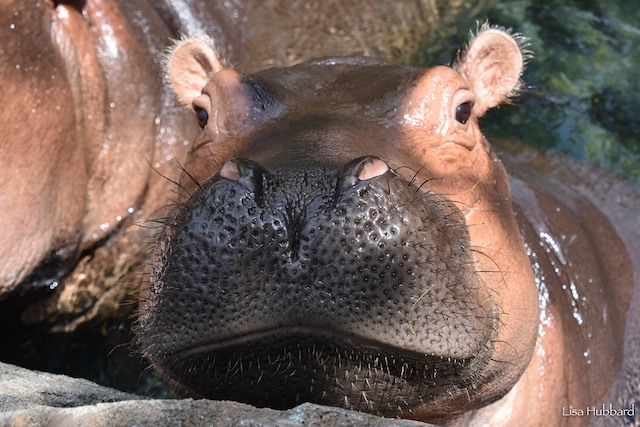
[{"x1": 136, "y1": 27, "x2": 637, "y2": 425}]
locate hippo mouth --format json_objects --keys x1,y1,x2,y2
[
  {"x1": 137, "y1": 156, "x2": 496, "y2": 417},
  {"x1": 159, "y1": 326, "x2": 478, "y2": 416}
]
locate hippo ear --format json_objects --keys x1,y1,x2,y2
[
  {"x1": 455, "y1": 26, "x2": 525, "y2": 116},
  {"x1": 166, "y1": 38, "x2": 224, "y2": 106}
]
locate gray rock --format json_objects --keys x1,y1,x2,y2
[
  {"x1": 0, "y1": 362, "x2": 142, "y2": 411},
  {"x1": 0, "y1": 363, "x2": 434, "y2": 426}
]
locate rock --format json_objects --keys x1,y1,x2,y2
[
  {"x1": 0, "y1": 363, "x2": 433, "y2": 427},
  {"x1": 0, "y1": 362, "x2": 142, "y2": 411}
]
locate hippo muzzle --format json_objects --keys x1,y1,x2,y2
[
  {"x1": 137, "y1": 28, "x2": 539, "y2": 422},
  {"x1": 141, "y1": 151, "x2": 494, "y2": 414}
]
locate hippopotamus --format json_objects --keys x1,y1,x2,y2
[{"x1": 134, "y1": 26, "x2": 640, "y2": 426}]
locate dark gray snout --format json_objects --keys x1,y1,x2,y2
[{"x1": 137, "y1": 155, "x2": 493, "y2": 415}]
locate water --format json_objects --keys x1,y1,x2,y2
[{"x1": 480, "y1": 0, "x2": 640, "y2": 183}]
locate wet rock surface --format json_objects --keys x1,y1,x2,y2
[{"x1": 0, "y1": 362, "x2": 434, "y2": 427}]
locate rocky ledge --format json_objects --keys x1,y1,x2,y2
[{"x1": 0, "y1": 362, "x2": 433, "y2": 427}]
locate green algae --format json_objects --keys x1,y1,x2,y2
[{"x1": 480, "y1": 0, "x2": 640, "y2": 183}]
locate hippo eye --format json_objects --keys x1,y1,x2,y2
[
  {"x1": 194, "y1": 106, "x2": 209, "y2": 128},
  {"x1": 455, "y1": 101, "x2": 472, "y2": 125}
]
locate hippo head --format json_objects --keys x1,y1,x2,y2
[{"x1": 136, "y1": 27, "x2": 539, "y2": 423}]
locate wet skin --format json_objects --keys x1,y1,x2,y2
[{"x1": 135, "y1": 30, "x2": 639, "y2": 425}]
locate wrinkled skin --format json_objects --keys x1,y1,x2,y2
[
  {"x1": 0, "y1": 0, "x2": 197, "y2": 307},
  {"x1": 135, "y1": 28, "x2": 639, "y2": 426}
]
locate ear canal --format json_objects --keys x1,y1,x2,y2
[
  {"x1": 456, "y1": 28, "x2": 524, "y2": 117},
  {"x1": 166, "y1": 38, "x2": 224, "y2": 106}
]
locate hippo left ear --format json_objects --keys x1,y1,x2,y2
[
  {"x1": 455, "y1": 26, "x2": 525, "y2": 116},
  {"x1": 166, "y1": 37, "x2": 224, "y2": 106}
]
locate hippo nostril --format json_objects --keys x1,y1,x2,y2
[
  {"x1": 220, "y1": 161, "x2": 242, "y2": 181},
  {"x1": 357, "y1": 157, "x2": 389, "y2": 180},
  {"x1": 219, "y1": 158, "x2": 268, "y2": 202},
  {"x1": 337, "y1": 156, "x2": 390, "y2": 194}
]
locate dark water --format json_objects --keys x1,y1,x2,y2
[
  {"x1": 481, "y1": 0, "x2": 640, "y2": 183},
  {"x1": 0, "y1": 314, "x2": 176, "y2": 397}
]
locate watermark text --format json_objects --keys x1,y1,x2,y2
[{"x1": 562, "y1": 403, "x2": 635, "y2": 418}]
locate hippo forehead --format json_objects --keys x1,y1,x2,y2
[{"x1": 251, "y1": 57, "x2": 424, "y2": 109}]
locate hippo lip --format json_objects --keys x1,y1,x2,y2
[
  {"x1": 160, "y1": 325, "x2": 482, "y2": 416},
  {"x1": 173, "y1": 325, "x2": 473, "y2": 360}
]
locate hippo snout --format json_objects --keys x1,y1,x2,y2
[{"x1": 138, "y1": 154, "x2": 495, "y2": 415}]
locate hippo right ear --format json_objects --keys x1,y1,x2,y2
[
  {"x1": 454, "y1": 26, "x2": 525, "y2": 116},
  {"x1": 166, "y1": 38, "x2": 224, "y2": 106}
]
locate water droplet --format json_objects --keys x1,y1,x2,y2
[
  {"x1": 127, "y1": 207, "x2": 135, "y2": 214},
  {"x1": 57, "y1": 6, "x2": 70, "y2": 20},
  {"x1": 9, "y1": 23, "x2": 16, "y2": 30},
  {"x1": 100, "y1": 222, "x2": 109, "y2": 231},
  {"x1": 572, "y1": 309, "x2": 583, "y2": 325},
  {"x1": 49, "y1": 281, "x2": 59, "y2": 290},
  {"x1": 109, "y1": 102, "x2": 116, "y2": 108},
  {"x1": 569, "y1": 281, "x2": 580, "y2": 300}
]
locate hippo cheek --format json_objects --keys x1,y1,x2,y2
[{"x1": 137, "y1": 156, "x2": 497, "y2": 417}]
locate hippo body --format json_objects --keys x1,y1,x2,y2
[
  {"x1": 1, "y1": 1, "x2": 638, "y2": 426},
  {"x1": 489, "y1": 148, "x2": 639, "y2": 426}
]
